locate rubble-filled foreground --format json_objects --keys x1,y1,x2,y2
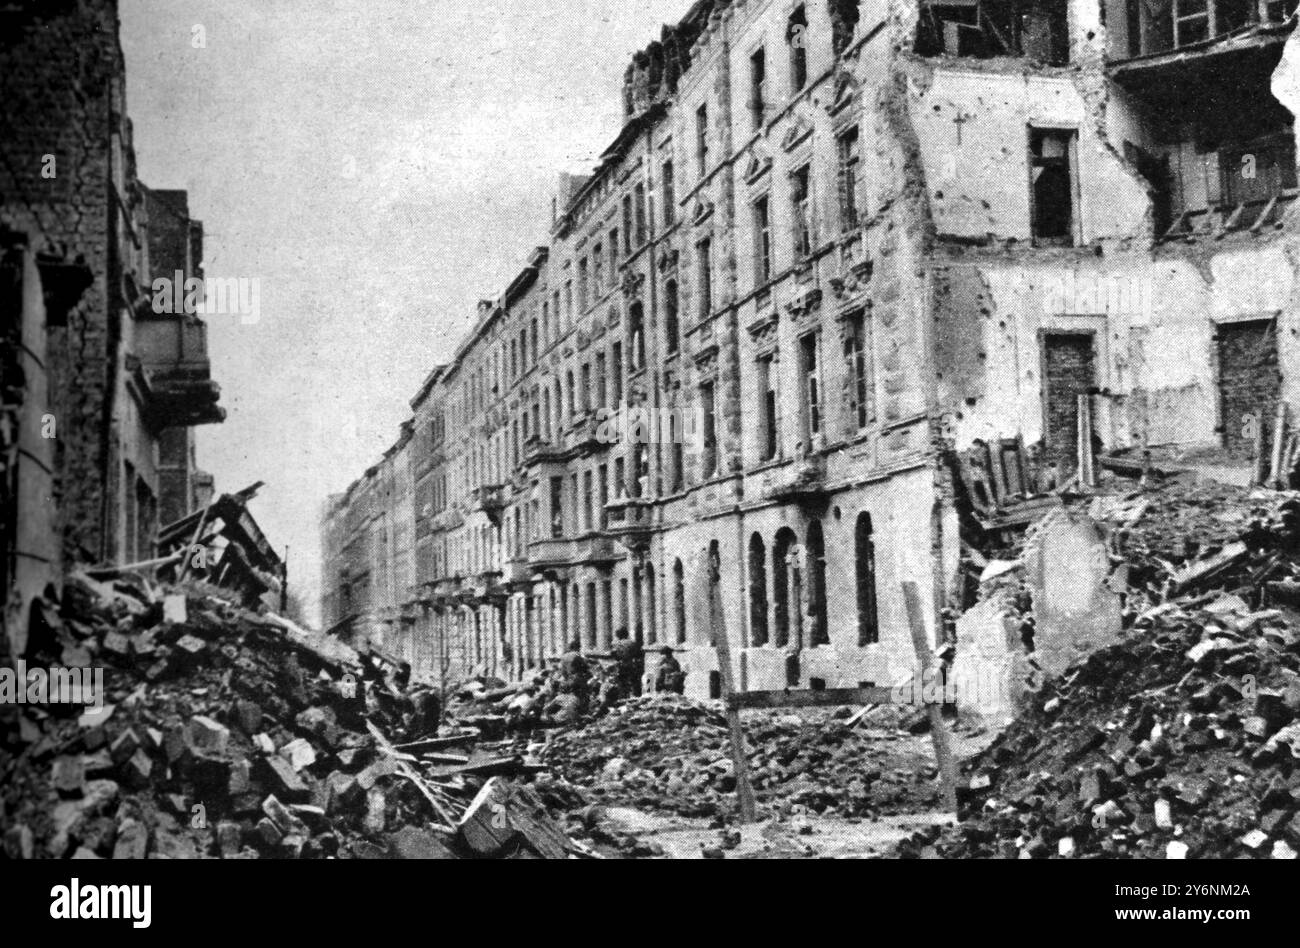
[
  {"x1": 8, "y1": 476, "x2": 1300, "y2": 859},
  {"x1": 0, "y1": 575, "x2": 598, "y2": 860},
  {"x1": 902, "y1": 478, "x2": 1300, "y2": 859},
  {"x1": 527, "y1": 697, "x2": 942, "y2": 822}
]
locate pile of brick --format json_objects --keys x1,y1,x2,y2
[
  {"x1": 0, "y1": 575, "x2": 585, "y2": 859},
  {"x1": 901, "y1": 482, "x2": 1300, "y2": 859},
  {"x1": 529, "y1": 694, "x2": 942, "y2": 821}
]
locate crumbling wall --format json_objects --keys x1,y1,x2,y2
[
  {"x1": 0, "y1": 0, "x2": 128, "y2": 563},
  {"x1": 908, "y1": 68, "x2": 1149, "y2": 242}
]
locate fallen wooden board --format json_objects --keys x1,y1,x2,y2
[
  {"x1": 1169, "y1": 541, "x2": 1248, "y2": 595},
  {"x1": 366, "y1": 720, "x2": 457, "y2": 830},
  {"x1": 427, "y1": 755, "x2": 525, "y2": 780},
  {"x1": 393, "y1": 733, "x2": 479, "y2": 754},
  {"x1": 458, "y1": 777, "x2": 572, "y2": 859}
]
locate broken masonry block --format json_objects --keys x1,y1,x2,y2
[
  {"x1": 122, "y1": 749, "x2": 154, "y2": 789},
  {"x1": 260, "y1": 755, "x2": 310, "y2": 801},
  {"x1": 109, "y1": 728, "x2": 141, "y2": 765},
  {"x1": 387, "y1": 825, "x2": 456, "y2": 859},
  {"x1": 261, "y1": 794, "x2": 308, "y2": 835},
  {"x1": 289, "y1": 804, "x2": 327, "y2": 829},
  {"x1": 82, "y1": 750, "x2": 115, "y2": 778},
  {"x1": 227, "y1": 757, "x2": 252, "y2": 796},
  {"x1": 324, "y1": 772, "x2": 364, "y2": 815},
  {"x1": 280, "y1": 738, "x2": 317, "y2": 772},
  {"x1": 3, "y1": 824, "x2": 34, "y2": 860},
  {"x1": 174, "y1": 634, "x2": 207, "y2": 661},
  {"x1": 355, "y1": 756, "x2": 398, "y2": 790},
  {"x1": 186, "y1": 753, "x2": 232, "y2": 797},
  {"x1": 101, "y1": 631, "x2": 131, "y2": 657},
  {"x1": 186, "y1": 715, "x2": 229, "y2": 756},
  {"x1": 112, "y1": 817, "x2": 149, "y2": 859},
  {"x1": 163, "y1": 725, "x2": 188, "y2": 764},
  {"x1": 52, "y1": 755, "x2": 86, "y2": 798},
  {"x1": 216, "y1": 821, "x2": 242, "y2": 859},
  {"x1": 232, "y1": 699, "x2": 263, "y2": 735},
  {"x1": 364, "y1": 788, "x2": 387, "y2": 835},
  {"x1": 255, "y1": 817, "x2": 283, "y2": 849},
  {"x1": 162, "y1": 594, "x2": 188, "y2": 624},
  {"x1": 252, "y1": 732, "x2": 276, "y2": 755}
]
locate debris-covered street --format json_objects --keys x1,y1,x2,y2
[{"x1": 5, "y1": 0, "x2": 1300, "y2": 931}]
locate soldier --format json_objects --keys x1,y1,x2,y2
[
  {"x1": 610, "y1": 627, "x2": 643, "y2": 698},
  {"x1": 653, "y1": 645, "x2": 685, "y2": 694}
]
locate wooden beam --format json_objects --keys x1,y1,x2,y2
[
  {"x1": 708, "y1": 546, "x2": 757, "y2": 823},
  {"x1": 1250, "y1": 194, "x2": 1278, "y2": 233}
]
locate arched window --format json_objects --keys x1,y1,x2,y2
[
  {"x1": 707, "y1": 540, "x2": 722, "y2": 646},
  {"x1": 772, "y1": 527, "x2": 799, "y2": 647},
  {"x1": 673, "y1": 558, "x2": 687, "y2": 645},
  {"x1": 748, "y1": 533, "x2": 769, "y2": 646},
  {"x1": 629, "y1": 300, "x2": 645, "y2": 370},
  {"x1": 807, "y1": 520, "x2": 828, "y2": 646},
  {"x1": 645, "y1": 562, "x2": 657, "y2": 643},
  {"x1": 664, "y1": 280, "x2": 679, "y2": 354},
  {"x1": 855, "y1": 513, "x2": 879, "y2": 645}
]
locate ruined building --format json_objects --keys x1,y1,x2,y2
[
  {"x1": 1, "y1": 0, "x2": 224, "y2": 655},
  {"x1": 321, "y1": 0, "x2": 1300, "y2": 700}
]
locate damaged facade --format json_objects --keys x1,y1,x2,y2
[
  {"x1": 1, "y1": 0, "x2": 224, "y2": 655},
  {"x1": 321, "y1": 0, "x2": 1300, "y2": 707}
]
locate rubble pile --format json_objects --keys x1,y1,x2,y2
[
  {"x1": 530, "y1": 695, "x2": 942, "y2": 820},
  {"x1": 0, "y1": 575, "x2": 587, "y2": 859},
  {"x1": 902, "y1": 480, "x2": 1300, "y2": 858}
]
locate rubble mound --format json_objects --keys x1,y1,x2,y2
[
  {"x1": 534, "y1": 694, "x2": 941, "y2": 820},
  {"x1": 903, "y1": 481, "x2": 1300, "y2": 859},
  {"x1": 0, "y1": 576, "x2": 581, "y2": 859}
]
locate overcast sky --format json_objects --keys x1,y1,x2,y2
[{"x1": 120, "y1": 0, "x2": 687, "y2": 623}]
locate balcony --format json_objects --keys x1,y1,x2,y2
[
  {"x1": 1108, "y1": 3, "x2": 1294, "y2": 90},
  {"x1": 763, "y1": 455, "x2": 829, "y2": 505},
  {"x1": 133, "y1": 314, "x2": 224, "y2": 427},
  {"x1": 528, "y1": 537, "x2": 572, "y2": 579},
  {"x1": 569, "y1": 411, "x2": 610, "y2": 456},
  {"x1": 502, "y1": 558, "x2": 534, "y2": 588},
  {"x1": 574, "y1": 534, "x2": 620, "y2": 565},
  {"x1": 605, "y1": 496, "x2": 655, "y2": 553},
  {"x1": 524, "y1": 435, "x2": 567, "y2": 466},
  {"x1": 469, "y1": 570, "x2": 506, "y2": 603}
]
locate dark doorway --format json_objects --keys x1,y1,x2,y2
[
  {"x1": 1042, "y1": 333, "x2": 1096, "y2": 478},
  {"x1": 1217, "y1": 319, "x2": 1280, "y2": 459}
]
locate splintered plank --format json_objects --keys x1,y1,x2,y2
[{"x1": 458, "y1": 777, "x2": 570, "y2": 859}]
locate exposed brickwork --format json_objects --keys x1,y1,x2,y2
[
  {"x1": 1217, "y1": 319, "x2": 1281, "y2": 459},
  {"x1": 1042, "y1": 333, "x2": 1095, "y2": 475}
]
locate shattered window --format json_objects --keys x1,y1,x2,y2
[
  {"x1": 1030, "y1": 127, "x2": 1076, "y2": 244},
  {"x1": 914, "y1": 0, "x2": 1068, "y2": 65},
  {"x1": 788, "y1": 6, "x2": 808, "y2": 92}
]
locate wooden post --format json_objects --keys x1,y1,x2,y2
[
  {"x1": 1253, "y1": 410, "x2": 1268, "y2": 487},
  {"x1": 1269, "y1": 402, "x2": 1287, "y2": 488},
  {"x1": 708, "y1": 547, "x2": 757, "y2": 823},
  {"x1": 1076, "y1": 393, "x2": 1095, "y2": 488},
  {"x1": 176, "y1": 503, "x2": 213, "y2": 582},
  {"x1": 902, "y1": 581, "x2": 959, "y2": 813}
]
